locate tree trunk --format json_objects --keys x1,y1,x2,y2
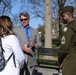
[{"x1": 45, "y1": 0, "x2": 52, "y2": 48}]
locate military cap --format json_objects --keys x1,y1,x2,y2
[{"x1": 60, "y1": 6, "x2": 74, "y2": 14}]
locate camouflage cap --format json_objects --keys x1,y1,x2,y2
[{"x1": 60, "y1": 6, "x2": 74, "y2": 14}]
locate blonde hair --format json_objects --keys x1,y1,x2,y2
[{"x1": 0, "y1": 16, "x2": 14, "y2": 37}]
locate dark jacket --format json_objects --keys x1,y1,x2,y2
[{"x1": 59, "y1": 20, "x2": 76, "y2": 75}]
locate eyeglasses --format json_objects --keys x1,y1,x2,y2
[{"x1": 20, "y1": 18, "x2": 28, "y2": 22}]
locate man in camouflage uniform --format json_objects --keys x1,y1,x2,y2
[{"x1": 58, "y1": 6, "x2": 76, "y2": 75}]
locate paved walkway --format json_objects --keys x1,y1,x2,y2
[{"x1": 34, "y1": 65, "x2": 62, "y2": 75}]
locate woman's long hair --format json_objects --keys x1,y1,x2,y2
[{"x1": 0, "y1": 16, "x2": 14, "y2": 37}]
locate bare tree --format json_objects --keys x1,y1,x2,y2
[
  {"x1": 11, "y1": 14, "x2": 21, "y2": 27},
  {"x1": 0, "y1": 0, "x2": 12, "y2": 15},
  {"x1": 20, "y1": 0, "x2": 45, "y2": 20},
  {"x1": 44, "y1": 0, "x2": 52, "y2": 48}
]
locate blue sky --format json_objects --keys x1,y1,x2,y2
[
  {"x1": 11, "y1": 0, "x2": 75, "y2": 28},
  {"x1": 11, "y1": 0, "x2": 44, "y2": 29}
]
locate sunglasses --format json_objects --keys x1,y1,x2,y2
[{"x1": 20, "y1": 18, "x2": 28, "y2": 21}]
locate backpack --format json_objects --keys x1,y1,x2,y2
[{"x1": 0, "y1": 38, "x2": 14, "y2": 72}]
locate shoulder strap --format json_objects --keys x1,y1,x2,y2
[
  {"x1": 7, "y1": 53, "x2": 13, "y2": 62},
  {"x1": 71, "y1": 27, "x2": 76, "y2": 33},
  {"x1": 0, "y1": 38, "x2": 16, "y2": 67},
  {"x1": 6, "y1": 52, "x2": 16, "y2": 67},
  {"x1": 0, "y1": 38, "x2": 2, "y2": 47},
  {"x1": 0, "y1": 38, "x2": 5, "y2": 53},
  {"x1": 0, "y1": 38, "x2": 1, "y2": 48}
]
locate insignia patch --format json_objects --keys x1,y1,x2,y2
[
  {"x1": 63, "y1": 27, "x2": 67, "y2": 32},
  {"x1": 61, "y1": 36, "x2": 65, "y2": 44}
]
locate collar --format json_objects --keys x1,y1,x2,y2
[
  {"x1": 68, "y1": 19, "x2": 74, "y2": 24},
  {"x1": 22, "y1": 24, "x2": 30, "y2": 29}
]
